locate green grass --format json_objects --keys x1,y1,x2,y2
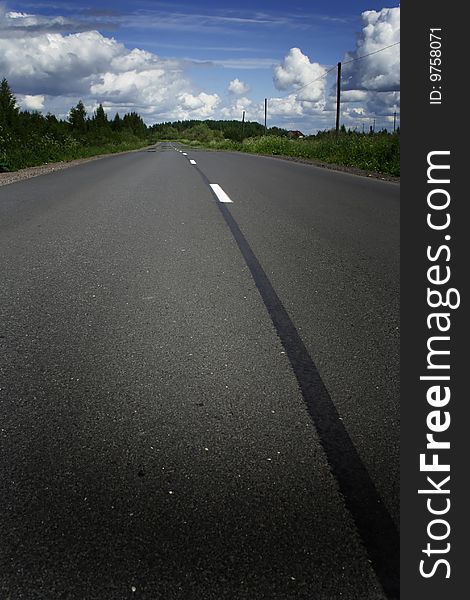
[
  {"x1": 179, "y1": 133, "x2": 400, "y2": 177},
  {"x1": 0, "y1": 134, "x2": 151, "y2": 172},
  {"x1": 1, "y1": 131, "x2": 400, "y2": 177}
]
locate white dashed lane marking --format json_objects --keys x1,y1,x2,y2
[{"x1": 209, "y1": 184, "x2": 233, "y2": 203}]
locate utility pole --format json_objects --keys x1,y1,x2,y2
[
  {"x1": 242, "y1": 110, "x2": 245, "y2": 138},
  {"x1": 373, "y1": 118, "x2": 376, "y2": 132},
  {"x1": 393, "y1": 111, "x2": 396, "y2": 133},
  {"x1": 335, "y1": 62, "x2": 341, "y2": 135},
  {"x1": 264, "y1": 98, "x2": 267, "y2": 134}
]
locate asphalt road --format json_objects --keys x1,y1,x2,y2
[{"x1": 0, "y1": 143, "x2": 399, "y2": 599}]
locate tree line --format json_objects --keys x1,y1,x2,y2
[
  {"x1": 3, "y1": 76, "x2": 395, "y2": 173},
  {"x1": 0, "y1": 78, "x2": 149, "y2": 172},
  {"x1": 1, "y1": 77, "x2": 290, "y2": 171},
  {"x1": 149, "y1": 120, "x2": 289, "y2": 143}
]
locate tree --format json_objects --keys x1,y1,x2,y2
[
  {"x1": 185, "y1": 122, "x2": 215, "y2": 143},
  {"x1": 69, "y1": 100, "x2": 87, "y2": 134},
  {"x1": 0, "y1": 78, "x2": 19, "y2": 128},
  {"x1": 92, "y1": 103, "x2": 109, "y2": 128},
  {"x1": 122, "y1": 112, "x2": 146, "y2": 136},
  {"x1": 112, "y1": 112, "x2": 122, "y2": 131}
]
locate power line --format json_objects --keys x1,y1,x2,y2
[
  {"x1": 282, "y1": 41, "x2": 400, "y2": 98},
  {"x1": 342, "y1": 41, "x2": 400, "y2": 65},
  {"x1": 267, "y1": 41, "x2": 400, "y2": 133},
  {"x1": 289, "y1": 65, "x2": 337, "y2": 96}
]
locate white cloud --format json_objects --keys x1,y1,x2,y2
[
  {"x1": 0, "y1": 3, "x2": 400, "y2": 132},
  {"x1": 220, "y1": 97, "x2": 256, "y2": 119},
  {"x1": 319, "y1": 6, "x2": 400, "y2": 130},
  {"x1": 0, "y1": 19, "x2": 220, "y2": 123},
  {"x1": 341, "y1": 90, "x2": 368, "y2": 102},
  {"x1": 268, "y1": 94, "x2": 304, "y2": 117},
  {"x1": 228, "y1": 78, "x2": 250, "y2": 95},
  {"x1": 344, "y1": 107, "x2": 366, "y2": 119},
  {"x1": 365, "y1": 91, "x2": 400, "y2": 117},
  {"x1": 18, "y1": 94, "x2": 45, "y2": 111},
  {"x1": 5, "y1": 10, "x2": 30, "y2": 18},
  {"x1": 259, "y1": 48, "x2": 329, "y2": 130},
  {"x1": 273, "y1": 47, "x2": 326, "y2": 102},
  {"x1": 341, "y1": 7, "x2": 400, "y2": 93},
  {"x1": 0, "y1": 5, "x2": 79, "y2": 36},
  {"x1": 0, "y1": 31, "x2": 126, "y2": 95},
  {"x1": 90, "y1": 69, "x2": 176, "y2": 105},
  {"x1": 177, "y1": 92, "x2": 220, "y2": 118}
]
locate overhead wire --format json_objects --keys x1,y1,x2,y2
[
  {"x1": 281, "y1": 41, "x2": 400, "y2": 97},
  {"x1": 342, "y1": 41, "x2": 400, "y2": 66}
]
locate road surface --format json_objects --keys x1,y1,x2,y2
[{"x1": 0, "y1": 143, "x2": 399, "y2": 599}]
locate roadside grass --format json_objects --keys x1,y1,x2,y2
[
  {"x1": 0, "y1": 136, "x2": 151, "y2": 172},
  {"x1": 179, "y1": 133, "x2": 400, "y2": 177},
  {"x1": 2, "y1": 131, "x2": 400, "y2": 177}
]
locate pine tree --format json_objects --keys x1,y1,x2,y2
[
  {"x1": 0, "y1": 78, "x2": 19, "y2": 128},
  {"x1": 112, "y1": 112, "x2": 122, "y2": 131},
  {"x1": 122, "y1": 112, "x2": 146, "y2": 136},
  {"x1": 93, "y1": 103, "x2": 109, "y2": 128},
  {"x1": 69, "y1": 100, "x2": 87, "y2": 134}
]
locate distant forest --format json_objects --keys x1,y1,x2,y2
[
  {"x1": 1, "y1": 77, "x2": 399, "y2": 176},
  {"x1": 150, "y1": 120, "x2": 288, "y2": 142},
  {"x1": 0, "y1": 77, "x2": 290, "y2": 172},
  {"x1": 0, "y1": 78, "x2": 151, "y2": 171}
]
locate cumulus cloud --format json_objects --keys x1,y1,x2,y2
[
  {"x1": 273, "y1": 47, "x2": 326, "y2": 102},
  {"x1": 0, "y1": 31, "x2": 129, "y2": 95},
  {"x1": 269, "y1": 10, "x2": 400, "y2": 130},
  {"x1": 261, "y1": 47, "x2": 329, "y2": 130},
  {"x1": 319, "y1": 6, "x2": 400, "y2": 129},
  {"x1": 0, "y1": 2, "x2": 400, "y2": 132},
  {"x1": 220, "y1": 96, "x2": 256, "y2": 119},
  {"x1": 341, "y1": 90, "x2": 368, "y2": 102},
  {"x1": 177, "y1": 92, "x2": 220, "y2": 118},
  {"x1": 17, "y1": 94, "x2": 45, "y2": 111},
  {"x1": 344, "y1": 107, "x2": 366, "y2": 119},
  {"x1": 364, "y1": 90, "x2": 400, "y2": 117},
  {"x1": 0, "y1": 13, "x2": 220, "y2": 122},
  {"x1": 228, "y1": 78, "x2": 250, "y2": 95},
  {"x1": 268, "y1": 94, "x2": 304, "y2": 117},
  {"x1": 341, "y1": 6, "x2": 400, "y2": 93}
]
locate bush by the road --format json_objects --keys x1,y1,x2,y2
[
  {"x1": 1, "y1": 77, "x2": 399, "y2": 176},
  {"x1": 2, "y1": 131, "x2": 149, "y2": 172},
  {"x1": 182, "y1": 133, "x2": 400, "y2": 177},
  {"x1": 0, "y1": 78, "x2": 151, "y2": 172}
]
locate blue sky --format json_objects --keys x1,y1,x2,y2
[{"x1": 0, "y1": 1, "x2": 400, "y2": 133}]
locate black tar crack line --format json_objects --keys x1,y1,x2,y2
[{"x1": 193, "y1": 162, "x2": 400, "y2": 600}]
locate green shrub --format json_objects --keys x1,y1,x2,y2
[{"x1": 176, "y1": 132, "x2": 399, "y2": 176}]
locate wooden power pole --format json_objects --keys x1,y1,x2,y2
[
  {"x1": 264, "y1": 98, "x2": 267, "y2": 134},
  {"x1": 335, "y1": 62, "x2": 341, "y2": 134}
]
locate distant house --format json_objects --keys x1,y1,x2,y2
[{"x1": 287, "y1": 130, "x2": 305, "y2": 139}]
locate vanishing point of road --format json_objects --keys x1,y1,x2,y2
[{"x1": 0, "y1": 143, "x2": 399, "y2": 599}]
